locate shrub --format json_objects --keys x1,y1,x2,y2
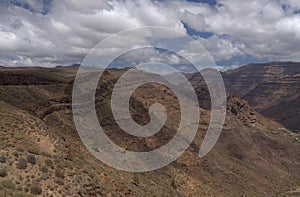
[
  {"x1": 40, "y1": 174, "x2": 49, "y2": 181},
  {"x1": 28, "y1": 147, "x2": 39, "y2": 155},
  {"x1": 55, "y1": 168, "x2": 64, "y2": 179},
  {"x1": 17, "y1": 158, "x2": 27, "y2": 170},
  {"x1": 30, "y1": 184, "x2": 42, "y2": 195},
  {"x1": 40, "y1": 151, "x2": 52, "y2": 158},
  {"x1": 0, "y1": 141, "x2": 8, "y2": 148},
  {"x1": 45, "y1": 159, "x2": 53, "y2": 167},
  {"x1": 24, "y1": 187, "x2": 29, "y2": 193},
  {"x1": 40, "y1": 165, "x2": 48, "y2": 173},
  {"x1": 16, "y1": 146, "x2": 24, "y2": 152},
  {"x1": 13, "y1": 191, "x2": 27, "y2": 197},
  {"x1": 27, "y1": 155, "x2": 36, "y2": 165},
  {"x1": 14, "y1": 132, "x2": 24, "y2": 140},
  {"x1": 1, "y1": 180, "x2": 15, "y2": 190},
  {"x1": 0, "y1": 168, "x2": 8, "y2": 177},
  {"x1": 0, "y1": 155, "x2": 6, "y2": 163},
  {"x1": 54, "y1": 178, "x2": 64, "y2": 186},
  {"x1": 13, "y1": 152, "x2": 19, "y2": 158},
  {"x1": 60, "y1": 160, "x2": 73, "y2": 169}
]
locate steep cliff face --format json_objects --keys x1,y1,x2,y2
[{"x1": 223, "y1": 62, "x2": 300, "y2": 133}]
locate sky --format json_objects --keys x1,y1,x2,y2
[{"x1": 0, "y1": 0, "x2": 300, "y2": 69}]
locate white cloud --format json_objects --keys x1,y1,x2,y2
[
  {"x1": 0, "y1": 0, "x2": 299, "y2": 67},
  {"x1": 198, "y1": 35, "x2": 245, "y2": 61}
]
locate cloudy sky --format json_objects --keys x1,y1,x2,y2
[{"x1": 0, "y1": 0, "x2": 300, "y2": 68}]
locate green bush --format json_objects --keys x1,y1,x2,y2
[
  {"x1": 13, "y1": 152, "x2": 19, "y2": 158},
  {"x1": 45, "y1": 159, "x2": 53, "y2": 167},
  {"x1": 39, "y1": 174, "x2": 49, "y2": 181},
  {"x1": 17, "y1": 158, "x2": 27, "y2": 170},
  {"x1": 12, "y1": 191, "x2": 28, "y2": 197},
  {"x1": 40, "y1": 151, "x2": 52, "y2": 158},
  {"x1": 24, "y1": 187, "x2": 29, "y2": 193},
  {"x1": 1, "y1": 180, "x2": 15, "y2": 190},
  {"x1": 16, "y1": 146, "x2": 25, "y2": 152},
  {"x1": 55, "y1": 168, "x2": 64, "y2": 179},
  {"x1": 27, "y1": 155, "x2": 36, "y2": 165},
  {"x1": 28, "y1": 147, "x2": 39, "y2": 155},
  {"x1": 30, "y1": 184, "x2": 42, "y2": 195},
  {"x1": 54, "y1": 178, "x2": 64, "y2": 186},
  {"x1": 0, "y1": 155, "x2": 6, "y2": 163},
  {"x1": 14, "y1": 132, "x2": 24, "y2": 140},
  {"x1": 40, "y1": 165, "x2": 48, "y2": 173},
  {"x1": 0, "y1": 168, "x2": 8, "y2": 177}
]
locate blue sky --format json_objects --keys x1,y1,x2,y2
[
  {"x1": 0, "y1": 0, "x2": 300, "y2": 68},
  {"x1": 6, "y1": 0, "x2": 52, "y2": 15},
  {"x1": 187, "y1": 0, "x2": 217, "y2": 5}
]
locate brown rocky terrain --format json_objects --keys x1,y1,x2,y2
[
  {"x1": 223, "y1": 62, "x2": 300, "y2": 133},
  {"x1": 0, "y1": 66, "x2": 299, "y2": 196}
]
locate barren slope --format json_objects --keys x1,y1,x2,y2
[
  {"x1": 224, "y1": 62, "x2": 300, "y2": 133},
  {"x1": 0, "y1": 67, "x2": 299, "y2": 196}
]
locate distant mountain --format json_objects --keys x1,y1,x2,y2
[
  {"x1": 223, "y1": 62, "x2": 300, "y2": 133},
  {"x1": 0, "y1": 65, "x2": 8, "y2": 69},
  {"x1": 55, "y1": 63, "x2": 81, "y2": 68}
]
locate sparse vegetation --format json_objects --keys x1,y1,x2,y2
[
  {"x1": 16, "y1": 146, "x2": 25, "y2": 152},
  {"x1": 295, "y1": 179, "x2": 300, "y2": 186},
  {"x1": 1, "y1": 180, "x2": 15, "y2": 190},
  {"x1": 14, "y1": 132, "x2": 24, "y2": 140},
  {"x1": 55, "y1": 168, "x2": 64, "y2": 179},
  {"x1": 54, "y1": 178, "x2": 64, "y2": 186},
  {"x1": 0, "y1": 155, "x2": 6, "y2": 163},
  {"x1": 45, "y1": 159, "x2": 53, "y2": 167},
  {"x1": 27, "y1": 147, "x2": 39, "y2": 155},
  {"x1": 12, "y1": 191, "x2": 28, "y2": 197},
  {"x1": 16, "y1": 158, "x2": 27, "y2": 170},
  {"x1": 40, "y1": 165, "x2": 48, "y2": 173},
  {"x1": 0, "y1": 66, "x2": 299, "y2": 196},
  {"x1": 0, "y1": 168, "x2": 8, "y2": 177},
  {"x1": 30, "y1": 184, "x2": 42, "y2": 195},
  {"x1": 27, "y1": 155, "x2": 36, "y2": 165}
]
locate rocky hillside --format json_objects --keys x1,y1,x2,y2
[
  {"x1": 224, "y1": 62, "x2": 300, "y2": 133},
  {"x1": 0, "y1": 67, "x2": 299, "y2": 196}
]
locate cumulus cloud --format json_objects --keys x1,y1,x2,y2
[
  {"x1": 0, "y1": 0, "x2": 299, "y2": 67},
  {"x1": 203, "y1": 0, "x2": 300, "y2": 61}
]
